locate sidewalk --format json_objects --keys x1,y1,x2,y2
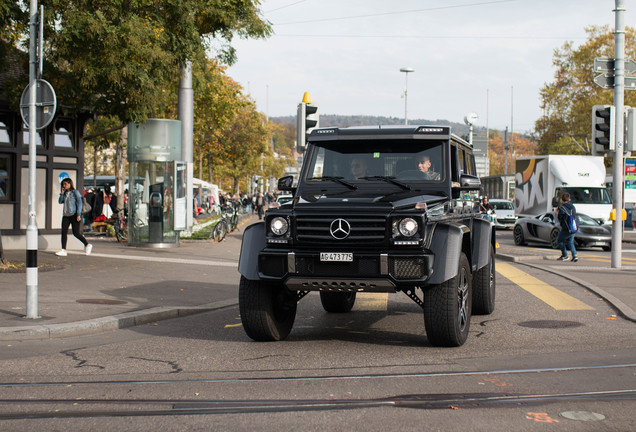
[
  {"x1": 0, "y1": 215, "x2": 255, "y2": 341},
  {"x1": 1, "y1": 219, "x2": 635, "y2": 341},
  {"x1": 496, "y1": 229, "x2": 636, "y2": 323}
]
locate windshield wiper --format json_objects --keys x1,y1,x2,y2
[
  {"x1": 308, "y1": 176, "x2": 357, "y2": 190},
  {"x1": 359, "y1": 176, "x2": 411, "y2": 191}
]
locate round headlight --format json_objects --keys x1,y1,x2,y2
[
  {"x1": 270, "y1": 217, "x2": 289, "y2": 236},
  {"x1": 398, "y1": 218, "x2": 418, "y2": 237}
]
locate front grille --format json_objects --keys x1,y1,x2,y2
[
  {"x1": 295, "y1": 215, "x2": 387, "y2": 244},
  {"x1": 390, "y1": 257, "x2": 427, "y2": 279}
]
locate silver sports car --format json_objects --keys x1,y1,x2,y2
[{"x1": 513, "y1": 211, "x2": 612, "y2": 251}]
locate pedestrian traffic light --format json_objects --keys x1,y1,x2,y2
[
  {"x1": 591, "y1": 104, "x2": 616, "y2": 155},
  {"x1": 296, "y1": 92, "x2": 319, "y2": 152}
]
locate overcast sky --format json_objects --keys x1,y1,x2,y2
[{"x1": 224, "y1": 0, "x2": 632, "y2": 133}]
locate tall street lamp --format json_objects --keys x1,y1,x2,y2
[{"x1": 400, "y1": 67, "x2": 414, "y2": 125}]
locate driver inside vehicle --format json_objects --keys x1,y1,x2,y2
[
  {"x1": 350, "y1": 157, "x2": 369, "y2": 179},
  {"x1": 416, "y1": 154, "x2": 441, "y2": 180}
]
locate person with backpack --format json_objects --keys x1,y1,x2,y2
[
  {"x1": 56, "y1": 177, "x2": 92, "y2": 257},
  {"x1": 556, "y1": 192, "x2": 578, "y2": 262}
]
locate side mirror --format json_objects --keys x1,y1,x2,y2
[
  {"x1": 277, "y1": 175, "x2": 294, "y2": 192},
  {"x1": 458, "y1": 174, "x2": 481, "y2": 190}
]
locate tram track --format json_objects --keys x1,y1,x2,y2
[
  {"x1": 1, "y1": 389, "x2": 635, "y2": 419},
  {"x1": 1, "y1": 363, "x2": 635, "y2": 419}
]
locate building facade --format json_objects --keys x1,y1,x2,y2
[{"x1": 0, "y1": 107, "x2": 91, "y2": 249}]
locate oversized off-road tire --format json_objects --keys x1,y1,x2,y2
[
  {"x1": 320, "y1": 291, "x2": 356, "y2": 313},
  {"x1": 513, "y1": 225, "x2": 526, "y2": 246},
  {"x1": 472, "y1": 248, "x2": 495, "y2": 315},
  {"x1": 423, "y1": 253, "x2": 472, "y2": 347},
  {"x1": 239, "y1": 276, "x2": 297, "y2": 341},
  {"x1": 550, "y1": 228, "x2": 560, "y2": 249}
]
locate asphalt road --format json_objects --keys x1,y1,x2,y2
[{"x1": 1, "y1": 229, "x2": 635, "y2": 431}]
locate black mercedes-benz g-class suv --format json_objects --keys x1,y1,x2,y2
[{"x1": 238, "y1": 125, "x2": 496, "y2": 347}]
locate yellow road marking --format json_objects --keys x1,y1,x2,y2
[
  {"x1": 496, "y1": 262, "x2": 594, "y2": 311},
  {"x1": 354, "y1": 292, "x2": 388, "y2": 311},
  {"x1": 224, "y1": 323, "x2": 242, "y2": 328},
  {"x1": 584, "y1": 257, "x2": 636, "y2": 264}
]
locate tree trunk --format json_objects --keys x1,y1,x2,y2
[
  {"x1": 92, "y1": 144, "x2": 97, "y2": 189},
  {"x1": 114, "y1": 126, "x2": 128, "y2": 211}
]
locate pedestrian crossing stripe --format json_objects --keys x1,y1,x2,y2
[{"x1": 496, "y1": 262, "x2": 594, "y2": 311}]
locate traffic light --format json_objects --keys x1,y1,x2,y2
[
  {"x1": 591, "y1": 104, "x2": 616, "y2": 155},
  {"x1": 296, "y1": 92, "x2": 319, "y2": 152}
]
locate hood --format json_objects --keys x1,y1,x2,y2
[{"x1": 294, "y1": 188, "x2": 447, "y2": 211}]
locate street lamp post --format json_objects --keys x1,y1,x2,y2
[{"x1": 400, "y1": 67, "x2": 414, "y2": 125}]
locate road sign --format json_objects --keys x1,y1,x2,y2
[
  {"x1": 20, "y1": 79, "x2": 57, "y2": 130},
  {"x1": 594, "y1": 73, "x2": 614, "y2": 89},
  {"x1": 594, "y1": 57, "x2": 614, "y2": 73},
  {"x1": 593, "y1": 74, "x2": 636, "y2": 90}
]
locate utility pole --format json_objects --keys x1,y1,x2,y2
[
  {"x1": 25, "y1": 0, "x2": 39, "y2": 319},
  {"x1": 611, "y1": 0, "x2": 626, "y2": 269}
]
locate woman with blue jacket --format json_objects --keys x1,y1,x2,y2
[{"x1": 56, "y1": 177, "x2": 92, "y2": 256}]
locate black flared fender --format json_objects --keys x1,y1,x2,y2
[
  {"x1": 428, "y1": 223, "x2": 468, "y2": 285},
  {"x1": 472, "y1": 217, "x2": 494, "y2": 272},
  {"x1": 238, "y1": 222, "x2": 266, "y2": 280}
]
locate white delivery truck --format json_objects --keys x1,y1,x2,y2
[{"x1": 515, "y1": 155, "x2": 612, "y2": 225}]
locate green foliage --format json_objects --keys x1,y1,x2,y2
[
  {"x1": 536, "y1": 25, "x2": 636, "y2": 155},
  {"x1": 3, "y1": 0, "x2": 271, "y2": 124}
]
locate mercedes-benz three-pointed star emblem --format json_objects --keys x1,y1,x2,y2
[{"x1": 329, "y1": 218, "x2": 351, "y2": 240}]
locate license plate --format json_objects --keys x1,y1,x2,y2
[{"x1": 320, "y1": 252, "x2": 353, "y2": 262}]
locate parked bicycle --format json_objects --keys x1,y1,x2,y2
[
  {"x1": 113, "y1": 212, "x2": 128, "y2": 242},
  {"x1": 210, "y1": 216, "x2": 228, "y2": 242},
  {"x1": 209, "y1": 202, "x2": 239, "y2": 242}
]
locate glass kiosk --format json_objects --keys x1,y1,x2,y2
[{"x1": 127, "y1": 119, "x2": 186, "y2": 247}]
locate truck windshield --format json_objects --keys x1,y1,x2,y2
[
  {"x1": 564, "y1": 187, "x2": 612, "y2": 205},
  {"x1": 304, "y1": 139, "x2": 446, "y2": 184}
]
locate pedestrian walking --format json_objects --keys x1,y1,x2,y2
[
  {"x1": 56, "y1": 178, "x2": 92, "y2": 257},
  {"x1": 256, "y1": 192, "x2": 264, "y2": 220},
  {"x1": 556, "y1": 192, "x2": 577, "y2": 262}
]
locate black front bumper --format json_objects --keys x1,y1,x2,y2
[{"x1": 258, "y1": 248, "x2": 434, "y2": 292}]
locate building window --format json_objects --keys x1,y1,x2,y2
[
  {"x1": 0, "y1": 154, "x2": 11, "y2": 200},
  {"x1": 53, "y1": 120, "x2": 73, "y2": 148},
  {"x1": 0, "y1": 119, "x2": 10, "y2": 146},
  {"x1": 22, "y1": 124, "x2": 43, "y2": 147}
]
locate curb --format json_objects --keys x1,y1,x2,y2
[{"x1": 0, "y1": 299, "x2": 238, "y2": 341}]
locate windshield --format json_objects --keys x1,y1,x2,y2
[
  {"x1": 491, "y1": 201, "x2": 513, "y2": 210},
  {"x1": 563, "y1": 187, "x2": 612, "y2": 205},
  {"x1": 304, "y1": 139, "x2": 446, "y2": 184},
  {"x1": 576, "y1": 213, "x2": 601, "y2": 226}
]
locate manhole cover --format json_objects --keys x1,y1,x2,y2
[
  {"x1": 518, "y1": 320, "x2": 583, "y2": 329},
  {"x1": 76, "y1": 299, "x2": 127, "y2": 305},
  {"x1": 559, "y1": 410, "x2": 605, "y2": 421}
]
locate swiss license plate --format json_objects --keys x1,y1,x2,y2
[{"x1": 320, "y1": 252, "x2": 353, "y2": 262}]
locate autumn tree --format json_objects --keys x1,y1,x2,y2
[
  {"x1": 535, "y1": 25, "x2": 636, "y2": 155},
  {"x1": 210, "y1": 101, "x2": 269, "y2": 194},
  {"x1": 488, "y1": 130, "x2": 537, "y2": 175}
]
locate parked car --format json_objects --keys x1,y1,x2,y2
[
  {"x1": 276, "y1": 194, "x2": 294, "y2": 205},
  {"x1": 513, "y1": 211, "x2": 611, "y2": 251},
  {"x1": 489, "y1": 199, "x2": 516, "y2": 229}
]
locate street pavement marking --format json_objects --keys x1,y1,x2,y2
[
  {"x1": 56, "y1": 251, "x2": 238, "y2": 267},
  {"x1": 583, "y1": 257, "x2": 636, "y2": 264},
  {"x1": 354, "y1": 292, "x2": 388, "y2": 311},
  {"x1": 496, "y1": 262, "x2": 594, "y2": 311}
]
